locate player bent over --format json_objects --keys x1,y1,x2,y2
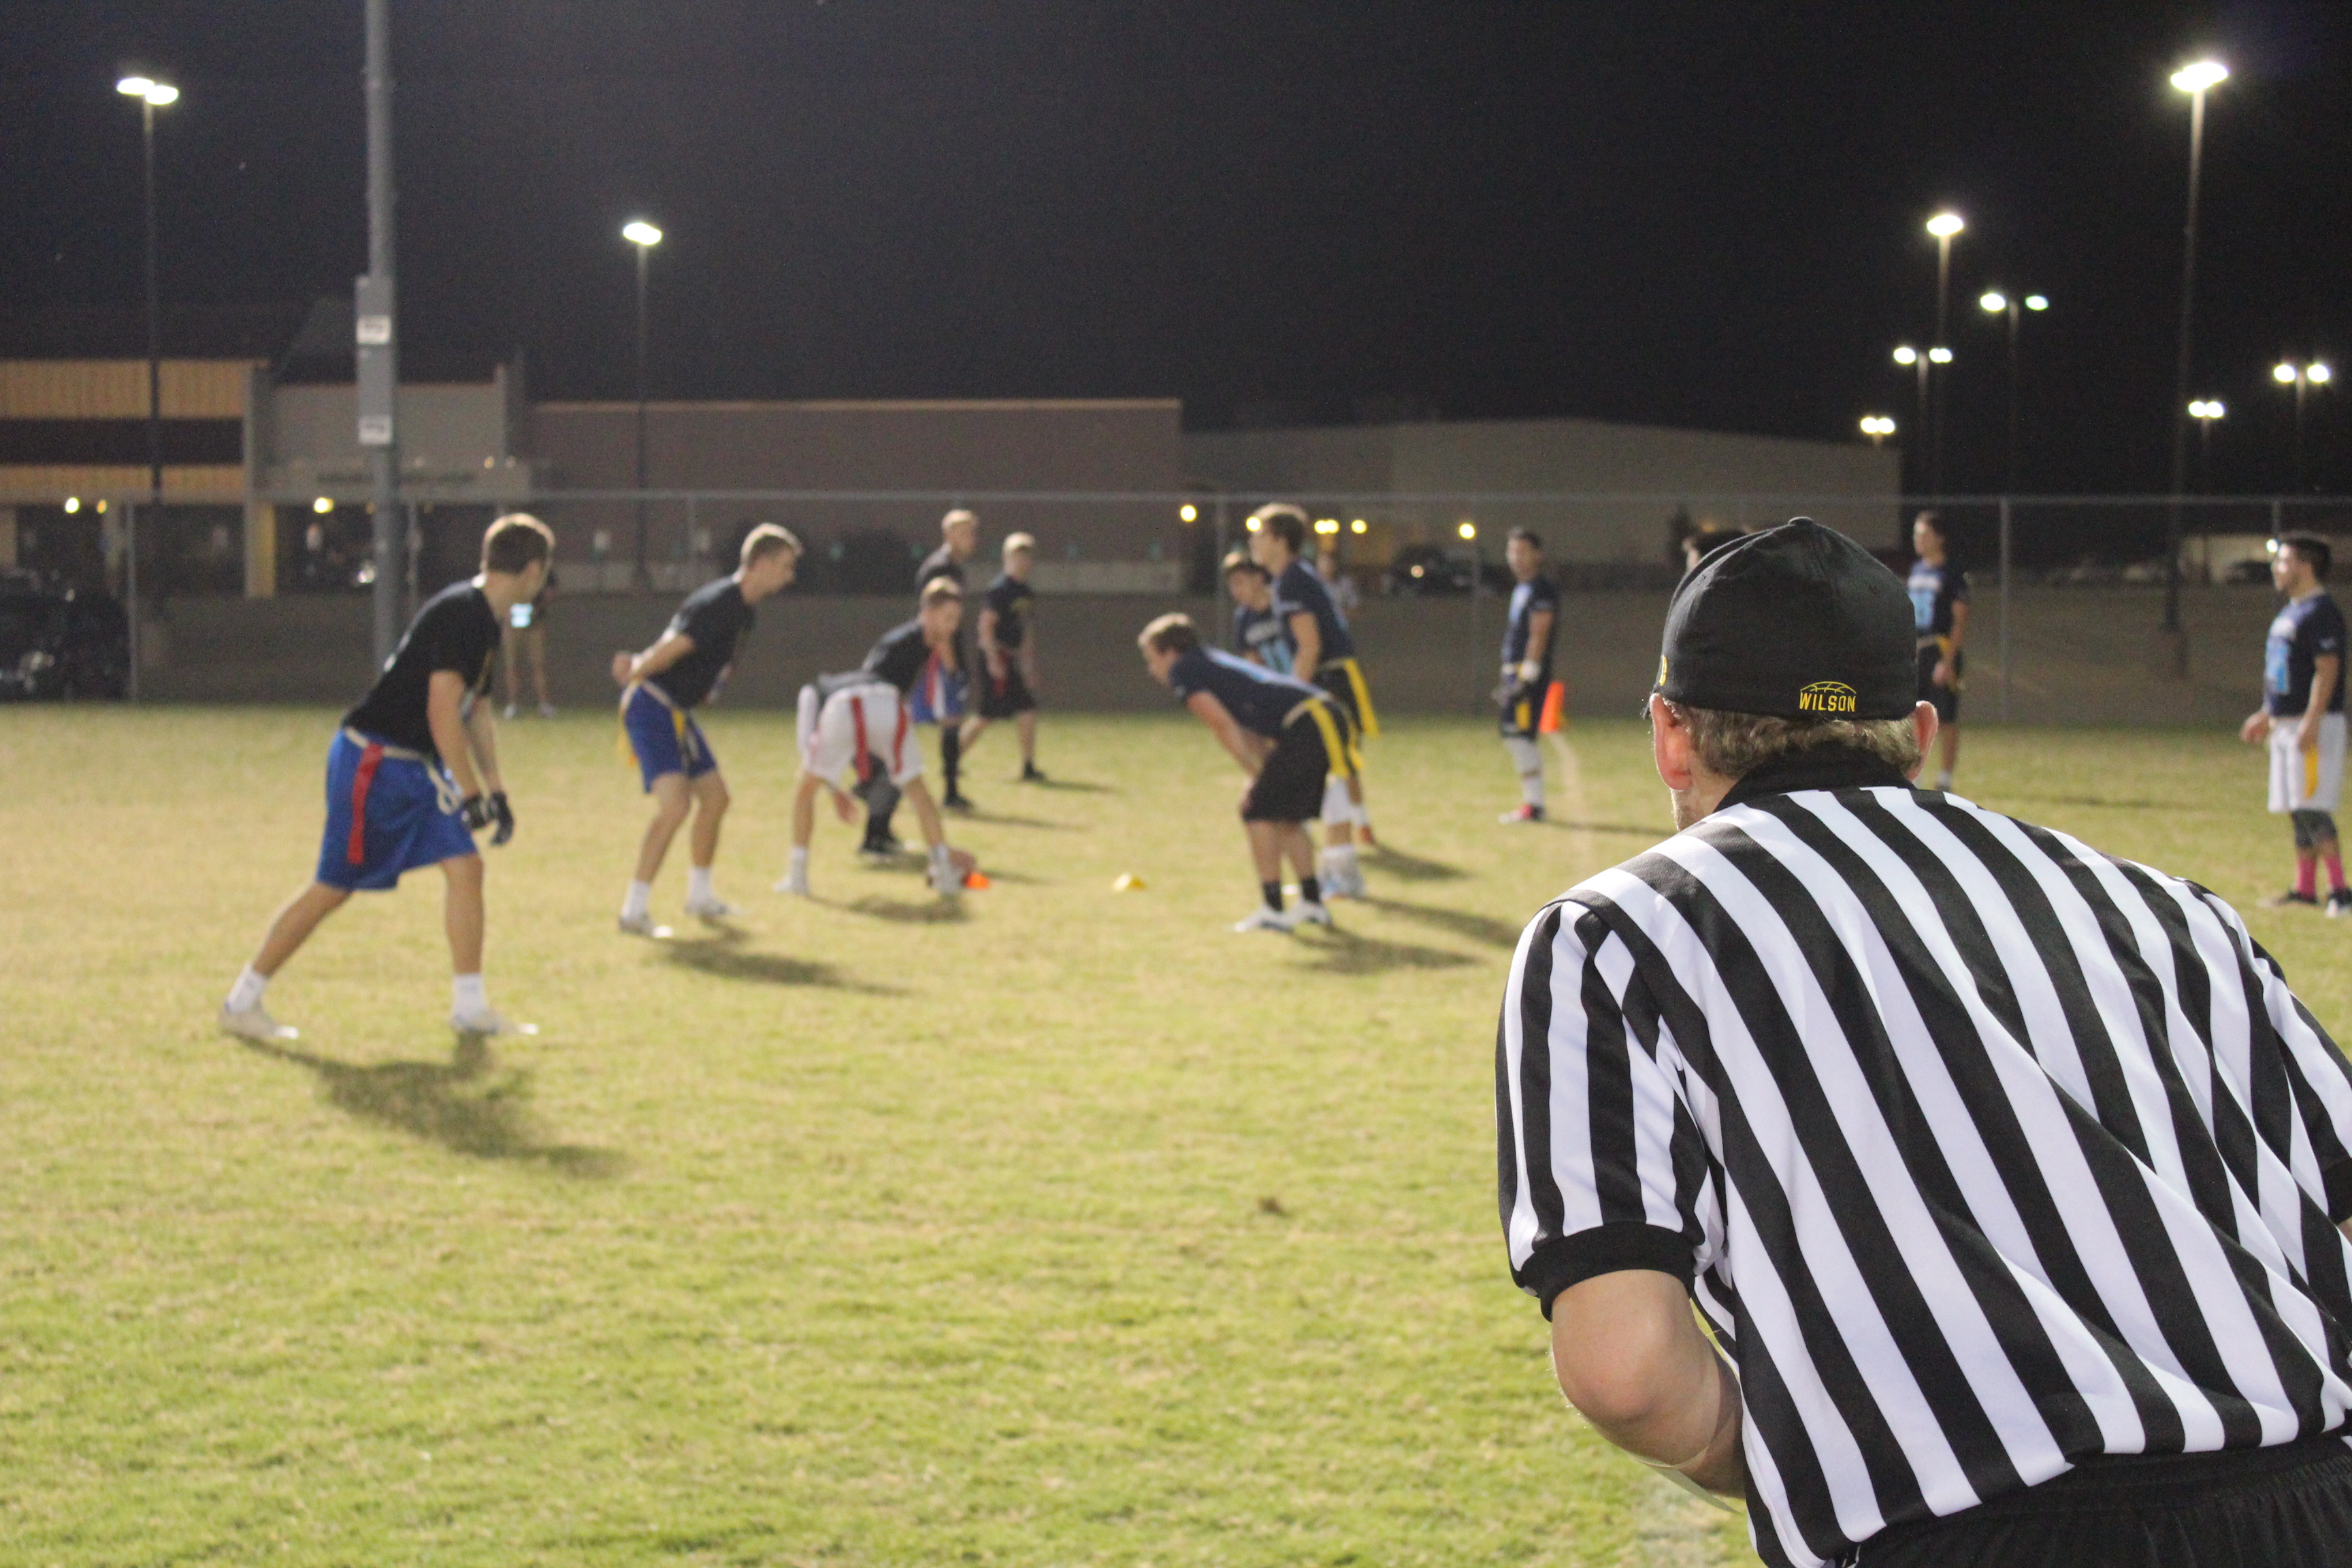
[
  {"x1": 220, "y1": 513, "x2": 553, "y2": 1041},
  {"x1": 782, "y1": 578, "x2": 977, "y2": 898},
  {"x1": 2240, "y1": 532, "x2": 2350, "y2": 913},
  {"x1": 610, "y1": 523, "x2": 800, "y2": 936},
  {"x1": 1139, "y1": 612, "x2": 1352, "y2": 934},
  {"x1": 1496, "y1": 527, "x2": 1559, "y2": 823},
  {"x1": 959, "y1": 532, "x2": 1045, "y2": 781},
  {"x1": 1249, "y1": 503, "x2": 1376, "y2": 898}
]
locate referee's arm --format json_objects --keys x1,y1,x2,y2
[{"x1": 1498, "y1": 898, "x2": 1741, "y2": 1495}]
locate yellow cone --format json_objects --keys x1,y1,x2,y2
[{"x1": 1113, "y1": 873, "x2": 1146, "y2": 892}]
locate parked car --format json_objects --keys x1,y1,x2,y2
[
  {"x1": 1382, "y1": 544, "x2": 1510, "y2": 596},
  {"x1": 0, "y1": 575, "x2": 130, "y2": 700}
]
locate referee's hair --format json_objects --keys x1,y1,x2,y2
[
  {"x1": 1250, "y1": 504, "x2": 1309, "y2": 553},
  {"x1": 1508, "y1": 527, "x2": 1544, "y2": 550},
  {"x1": 1660, "y1": 700, "x2": 1924, "y2": 780},
  {"x1": 2280, "y1": 532, "x2": 2333, "y2": 580},
  {"x1": 1222, "y1": 549, "x2": 1269, "y2": 580},
  {"x1": 483, "y1": 512, "x2": 555, "y2": 574},
  {"x1": 919, "y1": 576, "x2": 964, "y2": 609},
  {"x1": 740, "y1": 522, "x2": 802, "y2": 567},
  {"x1": 1138, "y1": 612, "x2": 1200, "y2": 656}
]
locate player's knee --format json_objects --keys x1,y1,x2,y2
[{"x1": 701, "y1": 779, "x2": 732, "y2": 816}]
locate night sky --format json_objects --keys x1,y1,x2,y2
[{"x1": 2, "y1": 1, "x2": 2345, "y2": 496}]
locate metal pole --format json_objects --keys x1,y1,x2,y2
[
  {"x1": 1467, "y1": 530, "x2": 1482, "y2": 714},
  {"x1": 2161, "y1": 85, "x2": 2209, "y2": 642},
  {"x1": 2004, "y1": 303, "x2": 2022, "y2": 495},
  {"x1": 141, "y1": 100, "x2": 162, "y2": 507},
  {"x1": 1997, "y1": 495, "x2": 2012, "y2": 723},
  {"x1": 364, "y1": 0, "x2": 402, "y2": 670},
  {"x1": 125, "y1": 502, "x2": 140, "y2": 703},
  {"x1": 634, "y1": 244, "x2": 651, "y2": 589},
  {"x1": 2293, "y1": 378, "x2": 2308, "y2": 493},
  {"x1": 1212, "y1": 495, "x2": 1231, "y2": 644},
  {"x1": 1931, "y1": 234, "x2": 1952, "y2": 497}
]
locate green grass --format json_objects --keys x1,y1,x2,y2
[{"x1": 2, "y1": 708, "x2": 2345, "y2": 1567}]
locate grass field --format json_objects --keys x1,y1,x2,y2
[{"x1": 5, "y1": 706, "x2": 2348, "y2": 1567}]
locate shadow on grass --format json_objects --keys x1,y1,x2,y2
[
  {"x1": 660, "y1": 929, "x2": 900, "y2": 993},
  {"x1": 1024, "y1": 778, "x2": 1115, "y2": 794},
  {"x1": 960, "y1": 811, "x2": 1077, "y2": 830},
  {"x1": 2001, "y1": 794, "x2": 2221, "y2": 814},
  {"x1": 1290, "y1": 928, "x2": 1477, "y2": 975},
  {"x1": 237, "y1": 1036, "x2": 626, "y2": 1177},
  {"x1": 1365, "y1": 843, "x2": 1467, "y2": 882},
  {"x1": 1362, "y1": 896, "x2": 1526, "y2": 949},
  {"x1": 846, "y1": 894, "x2": 971, "y2": 924},
  {"x1": 1554, "y1": 819, "x2": 1671, "y2": 838}
]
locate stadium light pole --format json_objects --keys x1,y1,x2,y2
[
  {"x1": 2161, "y1": 59, "x2": 2226, "y2": 654},
  {"x1": 1925, "y1": 212, "x2": 1963, "y2": 495},
  {"x1": 1978, "y1": 290, "x2": 2048, "y2": 495},
  {"x1": 116, "y1": 75, "x2": 178, "y2": 507},
  {"x1": 1859, "y1": 414, "x2": 1896, "y2": 446},
  {"x1": 623, "y1": 220, "x2": 663, "y2": 589},
  {"x1": 2273, "y1": 360, "x2": 2332, "y2": 493},
  {"x1": 1892, "y1": 345, "x2": 1930, "y2": 493},
  {"x1": 2188, "y1": 399, "x2": 2225, "y2": 493}
]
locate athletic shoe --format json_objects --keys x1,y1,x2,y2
[
  {"x1": 682, "y1": 897, "x2": 738, "y2": 919},
  {"x1": 1289, "y1": 900, "x2": 1334, "y2": 928},
  {"x1": 218, "y1": 1002, "x2": 298, "y2": 1043},
  {"x1": 1321, "y1": 860, "x2": 1366, "y2": 900},
  {"x1": 1231, "y1": 906, "x2": 1292, "y2": 934},
  {"x1": 943, "y1": 791, "x2": 976, "y2": 813},
  {"x1": 1499, "y1": 803, "x2": 1546, "y2": 824},
  {"x1": 775, "y1": 868, "x2": 813, "y2": 896},
  {"x1": 928, "y1": 862, "x2": 966, "y2": 896},
  {"x1": 1021, "y1": 763, "x2": 1047, "y2": 783},
  {"x1": 450, "y1": 1007, "x2": 537, "y2": 1037},
  {"x1": 617, "y1": 913, "x2": 674, "y2": 938},
  {"x1": 2263, "y1": 890, "x2": 2322, "y2": 909},
  {"x1": 538, "y1": 702, "x2": 557, "y2": 718},
  {"x1": 2328, "y1": 889, "x2": 2352, "y2": 919}
]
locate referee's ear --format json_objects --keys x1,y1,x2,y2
[
  {"x1": 1649, "y1": 694, "x2": 1698, "y2": 793},
  {"x1": 1907, "y1": 701, "x2": 1939, "y2": 781}
]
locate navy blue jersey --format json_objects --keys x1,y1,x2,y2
[
  {"x1": 1167, "y1": 645, "x2": 1320, "y2": 739},
  {"x1": 649, "y1": 577, "x2": 754, "y2": 708},
  {"x1": 1234, "y1": 603, "x2": 1294, "y2": 674},
  {"x1": 1502, "y1": 574, "x2": 1560, "y2": 679},
  {"x1": 1273, "y1": 559, "x2": 1354, "y2": 664},
  {"x1": 2266, "y1": 591, "x2": 2348, "y2": 717},
  {"x1": 1907, "y1": 558, "x2": 1970, "y2": 642}
]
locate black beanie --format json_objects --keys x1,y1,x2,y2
[{"x1": 1654, "y1": 518, "x2": 1917, "y2": 720}]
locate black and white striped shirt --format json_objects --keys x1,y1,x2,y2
[{"x1": 1496, "y1": 749, "x2": 2352, "y2": 1568}]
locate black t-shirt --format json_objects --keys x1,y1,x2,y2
[
  {"x1": 862, "y1": 618, "x2": 934, "y2": 694},
  {"x1": 1908, "y1": 559, "x2": 1970, "y2": 643},
  {"x1": 983, "y1": 572, "x2": 1034, "y2": 651},
  {"x1": 649, "y1": 577, "x2": 754, "y2": 709},
  {"x1": 1502, "y1": 574, "x2": 1560, "y2": 680},
  {"x1": 342, "y1": 581, "x2": 501, "y2": 760},
  {"x1": 2266, "y1": 592, "x2": 2349, "y2": 717},
  {"x1": 916, "y1": 545, "x2": 966, "y2": 593}
]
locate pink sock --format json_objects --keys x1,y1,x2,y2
[
  {"x1": 2328, "y1": 854, "x2": 2345, "y2": 894},
  {"x1": 2297, "y1": 858, "x2": 2318, "y2": 898}
]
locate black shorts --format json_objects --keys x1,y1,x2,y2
[
  {"x1": 977, "y1": 661, "x2": 1036, "y2": 719},
  {"x1": 1918, "y1": 642, "x2": 1962, "y2": 723},
  {"x1": 1241, "y1": 715, "x2": 1330, "y2": 823},
  {"x1": 1499, "y1": 678, "x2": 1550, "y2": 739}
]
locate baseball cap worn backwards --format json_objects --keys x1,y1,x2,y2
[{"x1": 1654, "y1": 517, "x2": 1917, "y2": 720}]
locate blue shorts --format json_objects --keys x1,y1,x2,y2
[
  {"x1": 316, "y1": 731, "x2": 477, "y2": 892},
  {"x1": 623, "y1": 685, "x2": 717, "y2": 790},
  {"x1": 906, "y1": 663, "x2": 967, "y2": 725}
]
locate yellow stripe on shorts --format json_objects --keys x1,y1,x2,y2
[
  {"x1": 1336, "y1": 657, "x2": 1379, "y2": 741},
  {"x1": 1301, "y1": 698, "x2": 1356, "y2": 781}
]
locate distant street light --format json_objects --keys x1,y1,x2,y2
[
  {"x1": 2161, "y1": 59, "x2": 2226, "y2": 644},
  {"x1": 1980, "y1": 288, "x2": 2049, "y2": 492},
  {"x1": 1923, "y1": 212, "x2": 1964, "y2": 494},
  {"x1": 1177, "y1": 502, "x2": 1198, "y2": 523},
  {"x1": 1350, "y1": 519, "x2": 1367, "y2": 534},
  {"x1": 1457, "y1": 521, "x2": 1477, "y2": 540},
  {"x1": 1859, "y1": 414, "x2": 1897, "y2": 446},
  {"x1": 2274, "y1": 360, "x2": 2334, "y2": 492},
  {"x1": 1891, "y1": 344, "x2": 1930, "y2": 478},
  {"x1": 118, "y1": 74, "x2": 178, "y2": 506},
  {"x1": 2188, "y1": 399, "x2": 2225, "y2": 491},
  {"x1": 623, "y1": 219, "x2": 663, "y2": 587}
]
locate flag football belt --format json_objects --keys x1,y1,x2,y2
[
  {"x1": 340, "y1": 726, "x2": 462, "y2": 866},
  {"x1": 847, "y1": 689, "x2": 909, "y2": 785},
  {"x1": 1286, "y1": 696, "x2": 1358, "y2": 780},
  {"x1": 616, "y1": 680, "x2": 704, "y2": 770},
  {"x1": 1320, "y1": 655, "x2": 1379, "y2": 740}
]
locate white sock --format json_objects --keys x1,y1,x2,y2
[
  {"x1": 789, "y1": 847, "x2": 810, "y2": 875},
  {"x1": 687, "y1": 866, "x2": 715, "y2": 904},
  {"x1": 1504, "y1": 736, "x2": 1544, "y2": 806},
  {"x1": 622, "y1": 880, "x2": 652, "y2": 921},
  {"x1": 227, "y1": 965, "x2": 267, "y2": 1013},
  {"x1": 453, "y1": 974, "x2": 488, "y2": 1015},
  {"x1": 1322, "y1": 844, "x2": 1358, "y2": 876},
  {"x1": 930, "y1": 843, "x2": 951, "y2": 872}
]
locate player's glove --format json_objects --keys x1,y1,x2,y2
[
  {"x1": 460, "y1": 793, "x2": 494, "y2": 832},
  {"x1": 487, "y1": 791, "x2": 516, "y2": 847}
]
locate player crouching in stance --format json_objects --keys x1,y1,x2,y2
[
  {"x1": 781, "y1": 578, "x2": 977, "y2": 899},
  {"x1": 219, "y1": 513, "x2": 553, "y2": 1042},
  {"x1": 1138, "y1": 612, "x2": 1350, "y2": 933},
  {"x1": 610, "y1": 523, "x2": 801, "y2": 936}
]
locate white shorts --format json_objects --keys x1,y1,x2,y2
[
  {"x1": 2268, "y1": 711, "x2": 2347, "y2": 814},
  {"x1": 797, "y1": 683, "x2": 924, "y2": 789}
]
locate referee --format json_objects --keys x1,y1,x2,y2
[{"x1": 1497, "y1": 519, "x2": 2352, "y2": 1567}]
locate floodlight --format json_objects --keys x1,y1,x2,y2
[
  {"x1": 63, "y1": 496, "x2": 81, "y2": 513},
  {"x1": 1893, "y1": 346, "x2": 1918, "y2": 365},
  {"x1": 1926, "y1": 212, "x2": 1964, "y2": 239},
  {"x1": 1244, "y1": 516, "x2": 1260, "y2": 532},
  {"x1": 1980, "y1": 292, "x2": 2007, "y2": 314},
  {"x1": 2276, "y1": 363, "x2": 2300, "y2": 384},
  {"x1": 2312, "y1": 363, "x2": 2334, "y2": 385},
  {"x1": 1928, "y1": 346, "x2": 1953, "y2": 364},
  {"x1": 116, "y1": 76, "x2": 154, "y2": 97},
  {"x1": 145, "y1": 84, "x2": 178, "y2": 105},
  {"x1": 2171, "y1": 61, "x2": 2228, "y2": 93},
  {"x1": 622, "y1": 220, "x2": 663, "y2": 248},
  {"x1": 1350, "y1": 519, "x2": 1367, "y2": 534},
  {"x1": 1177, "y1": 503, "x2": 1197, "y2": 523},
  {"x1": 1315, "y1": 517, "x2": 1339, "y2": 534},
  {"x1": 2025, "y1": 295, "x2": 2049, "y2": 312},
  {"x1": 1457, "y1": 521, "x2": 1477, "y2": 540},
  {"x1": 314, "y1": 496, "x2": 334, "y2": 514}
]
